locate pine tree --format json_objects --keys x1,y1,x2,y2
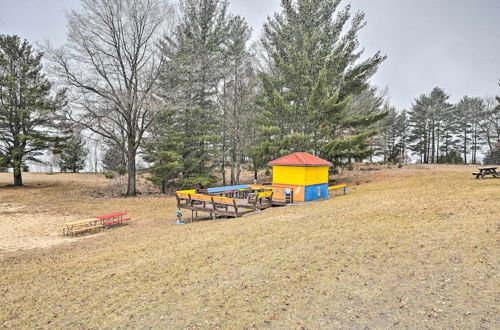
[
  {"x1": 483, "y1": 143, "x2": 500, "y2": 165},
  {"x1": 407, "y1": 87, "x2": 452, "y2": 163},
  {"x1": 159, "y1": 0, "x2": 230, "y2": 186},
  {"x1": 0, "y1": 35, "x2": 66, "y2": 186},
  {"x1": 478, "y1": 96, "x2": 500, "y2": 153},
  {"x1": 456, "y1": 96, "x2": 483, "y2": 164},
  {"x1": 57, "y1": 132, "x2": 88, "y2": 173},
  {"x1": 377, "y1": 105, "x2": 400, "y2": 162},
  {"x1": 407, "y1": 94, "x2": 430, "y2": 163},
  {"x1": 102, "y1": 143, "x2": 127, "y2": 173},
  {"x1": 394, "y1": 110, "x2": 409, "y2": 162},
  {"x1": 349, "y1": 86, "x2": 388, "y2": 161},
  {"x1": 0, "y1": 150, "x2": 8, "y2": 171},
  {"x1": 252, "y1": 0, "x2": 386, "y2": 168},
  {"x1": 217, "y1": 16, "x2": 257, "y2": 185},
  {"x1": 143, "y1": 148, "x2": 181, "y2": 193}
]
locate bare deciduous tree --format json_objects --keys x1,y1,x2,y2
[{"x1": 47, "y1": 0, "x2": 172, "y2": 195}]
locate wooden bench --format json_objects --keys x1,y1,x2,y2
[
  {"x1": 103, "y1": 218, "x2": 132, "y2": 227},
  {"x1": 176, "y1": 192, "x2": 256, "y2": 220},
  {"x1": 69, "y1": 224, "x2": 104, "y2": 236},
  {"x1": 248, "y1": 191, "x2": 274, "y2": 209}
]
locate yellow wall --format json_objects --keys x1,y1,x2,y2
[
  {"x1": 272, "y1": 166, "x2": 305, "y2": 185},
  {"x1": 272, "y1": 166, "x2": 328, "y2": 186},
  {"x1": 304, "y1": 166, "x2": 329, "y2": 185}
]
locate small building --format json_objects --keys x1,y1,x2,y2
[{"x1": 268, "y1": 152, "x2": 332, "y2": 202}]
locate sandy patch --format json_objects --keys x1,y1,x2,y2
[{"x1": 0, "y1": 202, "x2": 73, "y2": 253}]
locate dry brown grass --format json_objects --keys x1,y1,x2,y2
[{"x1": 0, "y1": 165, "x2": 498, "y2": 329}]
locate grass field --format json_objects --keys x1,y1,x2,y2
[{"x1": 0, "y1": 165, "x2": 498, "y2": 328}]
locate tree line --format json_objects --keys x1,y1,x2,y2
[
  {"x1": 1, "y1": 0, "x2": 499, "y2": 195},
  {"x1": 377, "y1": 87, "x2": 500, "y2": 165}
]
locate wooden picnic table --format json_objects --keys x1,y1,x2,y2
[
  {"x1": 63, "y1": 212, "x2": 131, "y2": 236},
  {"x1": 63, "y1": 218, "x2": 103, "y2": 236},
  {"x1": 472, "y1": 167, "x2": 499, "y2": 179},
  {"x1": 96, "y1": 212, "x2": 131, "y2": 227}
]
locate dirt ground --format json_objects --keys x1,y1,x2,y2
[{"x1": 0, "y1": 165, "x2": 498, "y2": 329}]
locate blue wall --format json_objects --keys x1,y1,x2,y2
[{"x1": 304, "y1": 183, "x2": 329, "y2": 201}]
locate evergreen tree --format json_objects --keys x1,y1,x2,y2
[
  {"x1": 252, "y1": 0, "x2": 386, "y2": 169},
  {"x1": 483, "y1": 143, "x2": 500, "y2": 165},
  {"x1": 143, "y1": 147, "x2": 182, "y2": 193},
  {"x1": 102, "y1": 142, "x2": 127, "y2": 174},
  {"x1": 393, "y1": 110, "x2": 409, "y2": 162},
  {"x1": 378, "y1": 105, "x2": 401, "y2": 162},
  {"x1": 456, "y1": 96, "x2": 483, "y2": 164},
  {"x1": 57, "y1": 132, "x2": 88, "y2": 173},
  {"x1": 0, "y1": 35, "x2": 66, "y2": 186},
  {"x1": 350, "y1": 86, "x2": 388, "y2": 161},
  {"x1": 406, "y1": 94, "x2": 429, "y2": 163},
  {"x1": 217, "y1": 16, "x2": 258, "y2": 185},
  {"x1": 478, "y1": 96, "x2": 500, "y2": 152},
  {"x1": 0, "y1": 151, "x2": 8, "y2": 171},
  {"x1": 159, "y1": 0, "x2": 230, "y2": 186},
  {"x1": 407, "y1": 87, "x2": 452, "y2": 163}
]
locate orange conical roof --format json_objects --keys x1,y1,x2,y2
[{"x1": 268, "y1": 152, "x2": 332, "y2": 166}]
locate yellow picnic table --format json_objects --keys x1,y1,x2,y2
[{"x1": 63, "y1": 218, "x2": 103, "y2": 236}]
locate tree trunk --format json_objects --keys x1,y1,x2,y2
[
  {"x1": 463, "y1": 130, "x2": 468, "y2": 164},
  {"x1": 13, "y1": 160, "x2": 23, "y2": 186},
  {"x1": 222, "y1": 131, "x2": 227, "y2": 186},
  {"x1": 127, "y1": 145, "x2": 136, "y2": 196},
  {"x1": 436, "y1": 126, "x2": 440, "y2": 163},
  {"x1": 230, "y1": 152, "x2": 235, "y2": 185},
  {"x1": 236, "y1": 155, "x2": 242, "y2": 185},
  {"x1": 431, "y1": 126, "x2": 435, "y2": 164},
  {"x1": 472, "y1": 125, "x2": 478, "y2": 164}
]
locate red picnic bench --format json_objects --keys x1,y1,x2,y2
[
  {"x1": 62, "y1": 212, "x2": 133, "y2": 236},
  {"x1": 96, "y1": 212, "x2": 133, "y2": 227}
]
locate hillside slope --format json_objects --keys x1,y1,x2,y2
[{"x1": 0, "y1": 166, "x2": 498, "y2": 328}]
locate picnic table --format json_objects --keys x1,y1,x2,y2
[
  {"x1": 472, "y1": 167, "x2": 499, "y2": 179},
  {"x1": 96, "y1": 212, "x2": 131, "y2": 227},
  {"x1": 63, "y1": 212, "x2": 131, "y2": 236},
  {"x1": 63, "y1": 218, "x2": 103, "y2": 236}
]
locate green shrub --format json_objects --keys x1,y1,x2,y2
[
  {"x1": 178, "y1": 175, "x2": 215, "y2": 189},
  {"x1": 104, "y1": 172, "x2": 115, "y2": 179},
  {"x1": 438, "y1": 150, "x2": 464, "y2": 164},
  {"x1": 116, "y1": 166, "x2": 127, "y2": 176}
]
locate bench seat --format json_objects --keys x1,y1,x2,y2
[
  {"x1": 103, "y1": 218, "x2": 132, "y2": 226},
  {"x1": 69, "y1": 225, "x2": 103, "y2": 236}
]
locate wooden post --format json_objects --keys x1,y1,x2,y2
[
  {"x1": 211, "y1": 197, "x2": 216, "y2": 220},
  {"x1": 233, "y1": 200, "x2": 238, "y2": 218}
]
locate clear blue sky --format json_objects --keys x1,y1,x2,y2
[{"x1": 1, "y1": 0, "x2": 499, "y2": 109}]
